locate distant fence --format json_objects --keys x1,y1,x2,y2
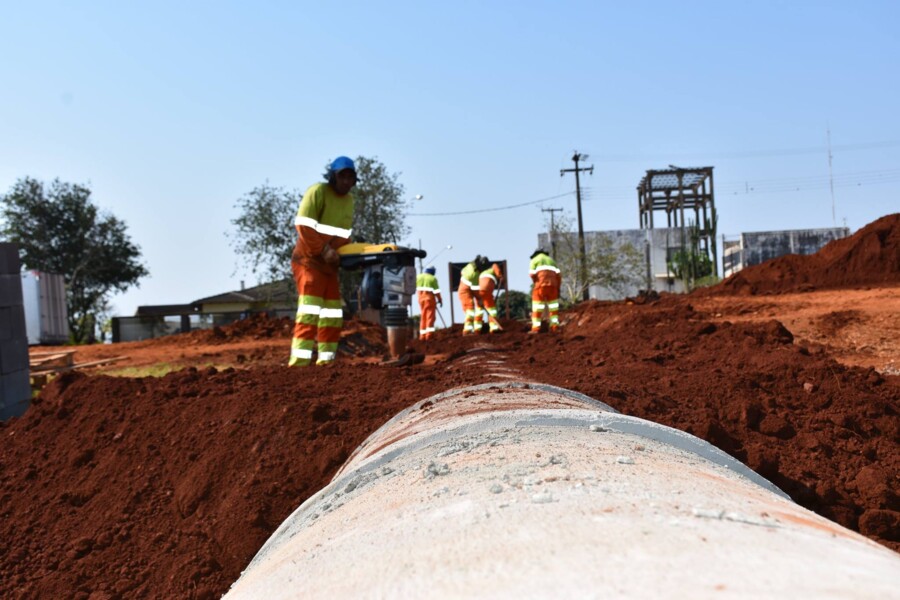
[{"x1": 111, "y1": 309, "x2": 295, "y2": 343}]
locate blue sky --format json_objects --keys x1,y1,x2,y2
[{"x1": 2, "y1": 1, "x2": 898, "y2": 319}]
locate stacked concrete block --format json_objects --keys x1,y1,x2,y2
[{"x1": 0, "y1": 243, "x2": 31, "y2": 420}]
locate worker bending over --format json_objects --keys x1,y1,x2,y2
[
  {"x1": 478, "y1": 263, "x2": 504, "y2": 333},
  {"x1": 288, "y1": 156, "x2": 357, "y2": 366},
  {"x1": 458, "y1": 255, "x2": 489, "y2": 335},
  {"x1": 416, "y1": 266, "x2": 442, "y2": 340},
  {"x1": 529, "y1": 248, "x2": 561, "y2": 333}
]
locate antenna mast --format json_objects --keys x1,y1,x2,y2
[{"x1": 827, "y1": 126, "x2": 836, "y2": 226}]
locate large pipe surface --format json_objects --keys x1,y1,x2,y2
[{"x1": 225, "y1": 382, "x2": 900, "y2": 599}]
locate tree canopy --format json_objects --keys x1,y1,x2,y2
[
  {"x1": 228, "y1": 182, "x2": 298, "y2": 284},
  {"x1": 496, "y1": 289, "x2": 531, "y2": 321},
  {"x1": 1, "y1": 177, "x2": 148, "y2": 343},
  {"x1": 351, "y1": 156, "x2": 410, "y2": 245}
]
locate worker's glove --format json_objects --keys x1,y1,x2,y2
[
  {"x1": 438, "y1": 300, "x2": 443, "y2": 307},
  {"x1": 321, "y1": 244, "x2": 339, "y2": 266}
]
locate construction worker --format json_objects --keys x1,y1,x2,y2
[
  {"x1": 288, "y1": 156, "x2": 357, "y2": 367},
  {"x1": 416, "y1": 266, "x2": 442, "y2": 340},
  {"x1": 529, "y1": 248, "x2": 561, "y2": 333},
  {"x1": 478, "y1": 262, "x2": 504, "y2": 333},
  {"x1": 458, "y1": 255, "x2": 489, "y2": 335}
]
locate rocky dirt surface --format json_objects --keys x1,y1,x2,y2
[{"x1": 3, "y1": 214, "x2": 899, "y2": 599}]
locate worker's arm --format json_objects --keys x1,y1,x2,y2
[
  {"x1": 294, "y1": 187, "x2": 329, "y2": 257},
  {"x1": 294, "y1": 185, "x2": 352, "y2": 260}
]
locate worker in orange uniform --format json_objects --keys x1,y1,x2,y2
[
  {"x1": 458, "y1": 255, "x2": 489, "y2": 335},
  {"x1": 529, "y1": 248, "x2": 561, "y2": 333},
  {"x1": 288, "y1": 156, "x2": 357, "y2": 366},
  {"x1": 416, "y1": 266, "x2": 442, "y2": 340},
  {"x1": 478, "y1": 262, "x2": 504, "y2": 333}
]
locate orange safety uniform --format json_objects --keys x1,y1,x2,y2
[
  {"x1": 529, "y1": 251, "x2": 561, "y2": 332},
  {"x1": 478, "y1": 264, "x2": 504, "y2": 333},
  {"x1": 416, "y1": 271, "x2": 442, "y2": 340},
  {"x1": 457, "y1": 261, "x2": 482, "y2": 335},
  {"x1": 289, "y1": 182, "x2": 354, "y2": 366}
]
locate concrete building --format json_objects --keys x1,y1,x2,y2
[
  {"x1": 540, "y1": 225, "x2": 850, "y2": 301},
  {"x1": 723, "y1": 227, "x2": 849, "y2": 278},
  {"x1": 539, "y1": 227, "x2": 691, "y2": 300}
]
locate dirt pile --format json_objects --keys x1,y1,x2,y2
[
  {"x1": 181, "y1": 312, "x2": 294, "y2": 344},
  {"x1": 710, "y1": 213, "x2": 900, "y2": 295},
  {"x1": 181, "y1": 313, "x2": 389, "y2": 359},
  {"x1": 1, "y1": 217, "x2": 898, "y2": 599}
]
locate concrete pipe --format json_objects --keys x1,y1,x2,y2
[{"x1": 225, "y1": 382, "x2": 900, "y2": 599}]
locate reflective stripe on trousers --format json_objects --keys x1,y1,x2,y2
[{"x1": 290, "y1": 264, "x2": 343, "y2": 366}]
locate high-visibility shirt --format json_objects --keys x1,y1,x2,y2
[
  {"x1": 479, "y1": 266, "x2": 500, "y2": 288},
  {"x1": 416, "y1": 273, "x2": 442, "y2": 301},
  {"x1": 459, "y1": 262, "x2": 480, "y2": 291},
  {"x1": 529, "y1": 253, "x2": 561, "y2": 288},
  {"x1": 292, "y1": 182, "x2": 354, "y2": 274}
]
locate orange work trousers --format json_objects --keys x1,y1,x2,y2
[
  {"x1": 531, "y1": 284, "x2": 560, "y2": 332},
  {"x1": 458, "y1": 283, "x2": 479, "y2": 334},
  {"x1": 418, "y1": 292, "x2": 437, "y2": 340},
  {"x1": 289, "y1": 263, "x2": 343, "y2": 366},
  {"x1": 478, "y1": 279, "x2": 502, "y2": 332}
]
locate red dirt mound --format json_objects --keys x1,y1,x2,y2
[
  {"x1": 710, "y1": 213, "x2": 900, "y2": 295},
  {"x1": 3, "y1": 295, "x2": 898, "y2": 599},
  {"x1": 2, "y1": 215, "x2": 898, "y2": 599}
]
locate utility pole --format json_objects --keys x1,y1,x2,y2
[
  {"x1": 560, "y1": 151, "x2": 593, "y2": 301},
  {"x1": 541, "y1": 207, "x2": 563, "y2": 257}
]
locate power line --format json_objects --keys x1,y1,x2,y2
[
  {"x1": 406, "y1": 167, "x2": 900, "y2": 217},
  {"x1": 591, "y1": 140, "x2": 900, "y2": 162},
  {"x1": 407, "y1": 191, "x2": 574, "y2": 216},
  {"x1": 719, "y1": 169, "x2": 900, "y2": 195}
]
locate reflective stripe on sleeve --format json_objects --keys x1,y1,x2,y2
[{"x1": 294, "y1": 215, "x2": 353, "y2": 239}]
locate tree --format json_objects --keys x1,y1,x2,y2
[
  {"x1": 496, "y1": 289, "x2": 531, "y2": 321},
  {"x1": 546, "y1": 211, "x2": 645, "y2": 304},
  {"x1": 228, "y1": 182, "x2": 298, "y2": 284},
  {"x1": 351, "y1": 156, "x2": 410, "y2": 245},
  {"x1": 667, "y1": 219, "x2": 718, "y2": 291},
  {"x1": 1, "y1": 177, "x2": 148, "y2": 343},
  {"x1": 229, "y1": 156, "x2": 411, "y2": 306}
]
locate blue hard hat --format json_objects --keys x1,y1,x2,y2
[
  {"x1": 425, "y1": 266, "x2": 436, "y2": 275},
  {"x1": 330, "y1": 156, "x2": 355, "y2": 172}
]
